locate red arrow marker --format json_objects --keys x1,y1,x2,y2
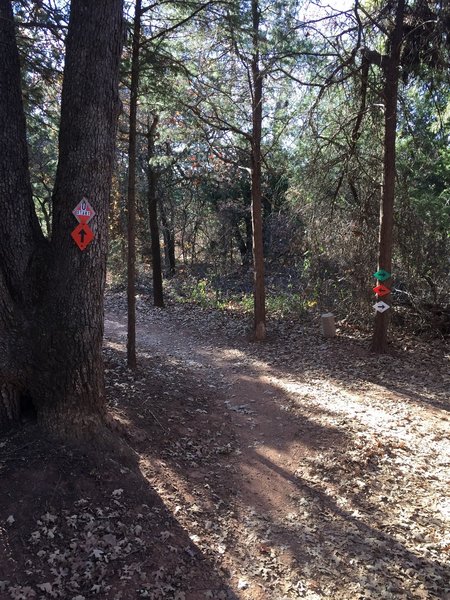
[
  {"x1": 71, "y1": 222, "x2": 94, "y2": 250},
  {"x1": 373, "y1": 284, "x2": 390, "y2": 297}
]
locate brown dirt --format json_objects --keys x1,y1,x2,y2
[{"x1": 1, "y1": 292, "x2": 449, "y2": 600}]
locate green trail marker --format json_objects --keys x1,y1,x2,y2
[{"x1": 373, "y1": 269, "x2": 391, "y2": 282}]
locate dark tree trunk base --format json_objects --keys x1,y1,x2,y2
[
  {"x1": 0, "y1": 384, "x2": 20, "y2": 429},
  {"x1": 37, "y1": 408, "x2": 138, "y2": 468}
]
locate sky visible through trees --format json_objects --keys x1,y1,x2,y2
[
  {"x1": 1, "y1": 0, "x2": 449, "y2": 416},
  {"x1": 0, "y1": 2, "x2": 449, "y2": 598}
]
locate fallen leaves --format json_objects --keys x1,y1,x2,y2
[{"x1": 1, "y1": 291, "x2": 448, "y2": 600}]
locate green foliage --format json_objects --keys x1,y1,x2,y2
[
  {"x1": 14, "y1": 0, "x2": 449, "y2": 329},
  {"x1": 398, "y1": 87, "x2": 450, "y2": 233},
  {"x1": 107, "y1": 239, "x2": 128, "y2": 289},
  {"x1": 13, "y1": 1, "x2": 67, "y2": 236},
  {"x1": 166, "y1": 271, "x2": 312, "y2": 319}
]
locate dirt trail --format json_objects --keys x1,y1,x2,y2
[
  {"x1": 104, "y1": 299, "x2": 450, "y2": 600},
  {"x1": 105, "y1": 311, "x2": 312, "y2": 520}
]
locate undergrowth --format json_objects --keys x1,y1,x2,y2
[{"x1": 165, "y1": 275, "x2": 316, "y2": 319}]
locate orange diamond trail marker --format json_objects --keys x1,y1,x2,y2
[
  {"x1": 71, "y1": 222, "x2": 94, "y2": 250},
  {"x1": 72, "y1": 198, "x2": 96, "y2": 224},
  {"x1": 373, "y1": 283, "x2": 391, "y2": 297}
]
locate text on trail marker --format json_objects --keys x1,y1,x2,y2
[
  {"x1": 72, "y1": 198, "x2": 96, "y2": 224},
  {"x1": 71, "y1": 198, "x2": 96, "y2": 251}
]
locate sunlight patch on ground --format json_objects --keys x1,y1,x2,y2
[
  {"x1": 257, "y1": 372, "x2": 449, "y2": 495},
  {"x1": 104, "y1": 339, "x2": 126, "y2": 351},
  {"x1": 198, "y1": 345, "x2": 273, "y2": 373},
  {"x1": 265, "y1": 376, "x2": 411, "y2": 440}
]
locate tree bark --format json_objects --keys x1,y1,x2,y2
[
  {"x1": 371, "y1": 0, "x2": 405, "y2": 353},
  {"x1": 233, "y1": 223, "x2": 248, "y2": 266},
  {"x1": 251, "y1": 0, "x2": 266, "y2": 341},
  {"x1": 146, "y1": 114, "x2": 164, "y2": 307},
  {"x1": 35, "y1": 0, "x2": 123, "y2": 434},
  {"x1": 244, "y1": 212, "x2": 253, "y2": 268},
  {"x1": 0, "y1": 0, "x2": 44, "y2": 303},
  {"x1": 159, "y1": 199, "x2": 176, "y2": 276},
  {"x1": 126, "y1": 0, "x2": 142, "y2": 369},
  {"x1": 0, "y1": 0, "x2": 123, "y2": 436},
  {"x1": 0, "y1": 0, "x2": 40, "y2": 425},
  {"x1": 0, "y1": 384, "x2": 20, "y2": 425}
]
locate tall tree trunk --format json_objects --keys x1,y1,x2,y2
[
  {"x1": 0, "y1": 0, "x2": 123, "y2": 436},
  {"x1": 146, "y1": 114, "x2": 164, "y2": 307},
  {"x1": 0, "y1": 0, "x2": 41, "y2": 424},
  {"x1": 371, "y1": 0, "x2": 405, "y2": 353},
  {"x1": 35, "y1": 0, "x2": 123, "y2": 434},
  {"x1": 181, "y1": 208, "x2": 188, "y2": 264},
  {"x1": 251, "y1": 0, "x2": 266, "y2": 341},
  {"x1": 159, "y1": 199, "x2": 176, "y2": 276},
  {"x1": 126, "y1": 0, "x2": 142, "y2": 369},
  {"x1": 190, "y1": 221, "x2": 200, "y2": 266}
]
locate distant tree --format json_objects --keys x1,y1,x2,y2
[
  {"x1": 146, "y1": 113, "x2": 165, "y2": 307},
  {"x1": 363, "y1": 0, "x2": 406, "y2": 353},
  {"x1": 288, "y1": 0, "x2": 449, "y2": 345},
  {"x1": 126, "y1": 0, "x2": 141, "y2": 369},
  {"x1": 0, "y1": 0, "x2": 123, "y2": 438},
  {"x1": 180, "y1": 0, "x2": 306, "y2": 339},
  {"x1": 121, "y1": 0, "x2": 217, "y2": 321}
]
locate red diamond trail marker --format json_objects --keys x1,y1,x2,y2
[
  {"x1": 71, "y1": 222, "x2": 94, "y2": 250},
  {"x1": 373, "y1": 284, "x2": 391, "y2": 297}
]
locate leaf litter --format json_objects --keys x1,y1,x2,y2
[{"x1": 0, "y1": 291, "x2": 448, "y2": 599}]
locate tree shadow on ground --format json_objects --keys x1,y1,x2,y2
[
  {"x1": 263, "y1": 327, "x2": 449, "y2": 414},
  {"x1": 0, "y1": 418, "x2": 239, "y2": 600},
  {"x1": 102, "y1": 338, "x2": 357, "y2": 597},
  {"x1": 103, "y1": 305, "x2": 449, "y2": 598},
  {"x1": 243, "y1": 450, "x2": 448, "y2": 597}
]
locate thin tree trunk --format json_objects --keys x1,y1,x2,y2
[
  {"x1": 181, "y1": 209, "x2": 187, "y2": 264},
  {"x1": 244, "y1": 213, "x2": 253, "y2": 268},
  {"x1": 126, "y1": 0, "x2": 142, "y2": 369},
  {"x1": 190, "y1": 222, "x2": 199, "y2": 266},
  {"x1": 159, "y1": 198, "x2": 176, "y2": 276},
  {"x1": 251, "y1": 0, "x2": 266, "y2": 340},
  {"x1": 233, "y1": 223, "x2": 248, "y2": 266},
  {"x1": 146, "y1": 114, "x2": 164, "y2": 307},
  {"x1": 371, "y1": 0, "x2": 405, "y2": 353}
]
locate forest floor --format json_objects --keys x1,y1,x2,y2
[{"x1": 1, "y1": 291, "x2": 449, "y2": 600}]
